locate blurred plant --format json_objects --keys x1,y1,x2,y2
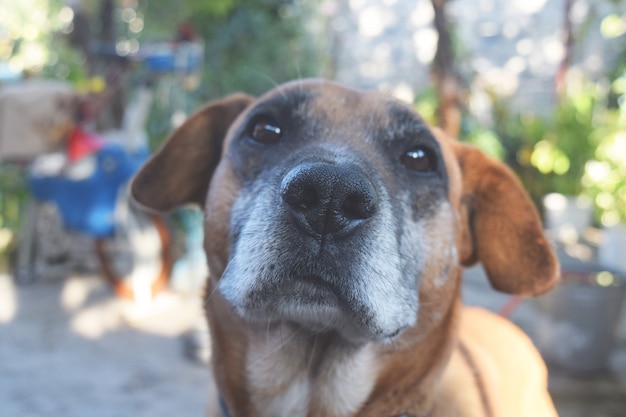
[
  {"x1": 135, "y1": 0, "x2": 322, "y2": 147},
  {"x1": 0, "y1": 1, "x2": 65, "y2": 257},
  {"x1": 201, "y1": 2, "x2": 321, "y2": 97},
  {"x1": 140, "y1": 0, "x2": 321, "y2": 97},
  {"x1": 0, "y1": 163, "x2": 29, "y2": 257},
  {"x1": 460, "y1": 72, "x2": 625, "y2": 226},
  {"x1": 581, "y1": 71, "x2": 626, "y2": 226},
  {"x1": 40, "y1": 43, "x2": 90, "y2": 86},
  {"x1": 414, "y1": 87, "x2": 439, "y2": 127},
  {"x1": 424, "y1": 81, "x2": 596, "y2": 211},
  {"x1": 0, "y1": 0, "x2": 69, "y2": 76}
]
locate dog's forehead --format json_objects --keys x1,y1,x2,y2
[{"x1": 251, "y1": 80, "x2": 428, "y2": 137}]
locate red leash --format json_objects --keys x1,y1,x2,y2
[{"x1": 498, "y1": 296, "x2": 524, "y2": 318}]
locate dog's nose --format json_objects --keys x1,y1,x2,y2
[{"x1": 280, "y1": 162, "x2": 378, "y2": 236}]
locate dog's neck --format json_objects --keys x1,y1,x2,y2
[
  {"x1": 207, "y1": 281, "x2": 461, "y2": 417},
  {"x1": 245, "y1": 324, "x2": 380, "y2": 417}
]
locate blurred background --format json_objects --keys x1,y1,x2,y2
[{"x1": 0, "y1": 0, "x2": 625, "y2": 416}]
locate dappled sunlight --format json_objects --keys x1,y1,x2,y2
[
  {"x1": 0, "y1": 273, "x2": 17, "y2": 323},
  {"x1": 61, "y1": 275, "x2": 103, "y2": 312},
  {"x1": 512, "y1": 0, "x2": 549, "y2": 15},
  {"x1": 121, "y1": 218, "x2": 163, "y2": 306},
  {"x1": 391, "y1": 82, "x2": 415, "y2": 103},
  {"x1": 69, "y1": 294, "x2": 125, "y2": 340},
  {"x1": 2, "y1": 269, "x2": 203, "y2": 340},
  {"x1": 541, "y1": 36, "x2": 565, "y2": 65},
  {"x1": 67, "y1": 292, "x2": 200, "y2": 340},
  {"x1": 0, "y1": 273, "x2": 210, "y2": 416},
  {"x1": 410, "y1": 1, "x2": 434, "y2": 27},
  {"x1": 413, "y1": 28, "x2": 438, "y2": 64},
  {"x1": 357, "y1": 6, "x2": 393, "y2": 38},
  {"x1": 122, "y1": 292, "x2": 203, "y2": 337},
  {"x1": 57, "y1": 275, "x2": 203, "y2": 340}
]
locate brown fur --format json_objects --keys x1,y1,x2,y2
[
  {"x1": 448, "y1": 139, "x2": 558, "y2": 296},
  {"x1": 131, "y1": 80, "x2": 559, "y2": 417}
]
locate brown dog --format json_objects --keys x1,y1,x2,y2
[{"x1": 131, "y1": 79, "x2": 560, "y2": 417}]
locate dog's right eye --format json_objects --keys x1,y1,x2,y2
[
  {"x1": 250, "y1": 118, "x2": 283, "y2": 144},
  {"x1": 400, "y1": 147, "x2": 436, "y2": 173}
]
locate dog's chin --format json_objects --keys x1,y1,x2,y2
[
  {"x1": 237, "y1": 306, "x2": 408, "y2": 346},
  {"x1": 218, "y1": 272, "x2": 415, "y2": 345}
]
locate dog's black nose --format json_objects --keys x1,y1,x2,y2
[{"x1": 280, "y1": 162, "x2": 378, "y2": 236}]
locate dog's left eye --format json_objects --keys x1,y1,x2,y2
[
  {"x1": 400, "y1": 147, "x2": 436, "y2": 173},
  {"x1": 250, "y1": 119, "x2": 282, "y2": 144}
]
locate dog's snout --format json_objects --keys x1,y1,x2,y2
[{"x1": 280, "y1": 162, "x2": 378, "y2": 236}]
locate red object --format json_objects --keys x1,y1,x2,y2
[
  {"x1": 498, "y1": 296, "x2": 524, "y2": 318},
  {"x1": 67, "y1": 127, "x2": 102, "y2": 162},
  {"x1": 175, "y1": 22, "x2": 196, "y2": 43}
]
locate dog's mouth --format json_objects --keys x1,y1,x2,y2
[
  {"x1": 292, "y1": 273, "x2": 342, "y2": 303},
  {"x1": 237, "y1": 269, "x2": 353, "y2": 321},
  {"x1": 218, "y1": 257, "x2": 417, "y2": 344}
]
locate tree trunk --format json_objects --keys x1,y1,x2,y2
[
  {"x1": 555, "y1": 0, "x2": 574, "y2": 98},
  {"x1": 431, "y1": 0, "x2": 463, "y2": 138}
]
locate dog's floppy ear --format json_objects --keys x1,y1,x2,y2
[
  {"x1": 131, "y1": 93, "x2": 254, "y2": 211},
  {"x1": 452, "y1": 141, "x2": 559, "y2": 296}
]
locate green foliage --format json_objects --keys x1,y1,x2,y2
[
  {"x1": 40, "y1": 43, "x2": 89, "y2": 85},
  {"x1": 463, "y1": 127, "x2": 505, "y2": 160},
  {"x1": 139, "y1": 0, "x2": 320, "y2": 98},
  {"x1": 581, "y1": 80, "x2": 626, "y2": 226},
  {"x1": 139, "y1": 0, "x2": 239, "y2": 39},
  {"x1": 414, "y1": 87, "x2": 439, "y2": 127},
  {"x1": 0, "y1": 163, "x2": 29, "y2": 255},
  {"x1": 188, "y1": 0, "x2": 239, "y2": 19},
  {"x1": 138, "y1": 0, "x2": 321, "y2": 147},
  {"x1": 460, "y1": 77, "x2": 625, "y2": 224},
  {"x1": 0, "y1": 164, "x2": 27, "y2": 230},
  {"x1": 480, "y1": 95, "x2": 594, "y2": 208},
  {"x1": 198, "y1": 1, "x2": 321, "y2": 97},
  {"x1": 0, "y1": 0, "x2": 65, "y2": 73}
]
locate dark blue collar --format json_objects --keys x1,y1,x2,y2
[
  {"x1": 218, "y1": 393, "x2": 418, "y2": 417},
  {"x1": 219, "y1": 395, "x2": 231, "y2": 417}
]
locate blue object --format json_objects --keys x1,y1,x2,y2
[
  {"x1": 144, "y1": 44, "x2": 202, "y2": 73},
  {"x1": 29, "y1": 144, "x2": 149, "y2": 237},
  {"x1": 170, "y1": 208, "x2": 208, "y2": 291}
]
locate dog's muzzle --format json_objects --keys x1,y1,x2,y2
[
  {"x1": 280, "y1": 162, "x2": 378, "y2": 238},
  {"x1": 218, "y1": 152, "x2": 419, "y2": 343}
]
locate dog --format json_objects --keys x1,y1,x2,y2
[{"x1": 131, "y1": 79, "x2": 560, "y2": 417}]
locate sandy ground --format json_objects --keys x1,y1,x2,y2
[
  {"x1": 0, "y1": 272, "x2": 212, "y2": 417},
  {"x1": 2, "y1": 266, "x2": 626, "y2": 417}
]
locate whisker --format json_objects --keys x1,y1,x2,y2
[
  {"x1": 247, "y1": 69, "x2": 287, "y2": 99},
  {"x1": 204, "y1": 277, "x2": 222, "y2": 303},
  {"x1": 307, "y1": 335, "x2": 318, "y2": 373},
  {"x1": 247, "y1": 325, "x2": 301, "y2": 370},
  {"x1": 247, "y1": 68, "x2": 280, "y2": 89}
]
